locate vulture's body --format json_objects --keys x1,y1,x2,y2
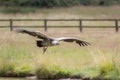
[{"x1": 15, "y1": 29, "x2": 90, "y2": 53}]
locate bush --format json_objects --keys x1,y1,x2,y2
[
  {"x1": 99, "y1": 0, "x2": 114, "y2": 6},
  {"x1": 0, "y1": 7, "x2": 36, "y2": 13},
  {"x1": 0, "y1": 0, "x2": 120, "y2": 8}
]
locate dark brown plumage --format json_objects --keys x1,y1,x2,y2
[{"x1": 15, "y1": 29, "x2": 90, "y2": 53}]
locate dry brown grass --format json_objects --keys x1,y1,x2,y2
[
  {"x1": 0, "y1": 6, "x2": 120, "y2": 28},
  {"x1": 0, "y1": 6, "x2": 120, "y2": 78},
  {"x1": 0, "y1": 28, "x2": 120, "y2": 78}
]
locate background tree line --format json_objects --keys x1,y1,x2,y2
[{"x1": 0, "y1": 0, "x2": 120, "y2": 8}]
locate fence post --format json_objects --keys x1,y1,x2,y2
[
  {"x1": 115, "y1": 19, "x2": 119, "y2": 32},
  {"x1": 44, "y1": 19, "x2": 47, "y2": 31},
  {"x1": 10, "y1": 19, "x2": 13, "y2": 31},
  {"x1": 79, "y1": 19, "x2": 82, "y2": 32}
]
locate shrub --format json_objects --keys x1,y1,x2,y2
[
  {"x1": 0, "y1": 0, "x2": 120, "y2": 8},
  {"x1": 1, "y1": 7, "x2": 36, "y2": 13}
]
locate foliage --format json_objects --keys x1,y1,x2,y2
[
  {"x1": 0, "y1": 0, "x2": 120, "y2": 13},
  {"x1": 0, "y1": 0, "x2": 120, "y2": 8},
  {"x1": 0, "y1": 7, "x2": 36, "y2": 13}
]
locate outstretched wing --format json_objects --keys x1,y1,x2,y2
[
  {"x1": 15, "y1": 29, "x2": 49, "y2": 40},
  {"x1": 56, "y1": 37, "x2": 90, "y2": 46}
]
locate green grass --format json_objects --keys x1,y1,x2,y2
[
  {"x1": 0, "y1": 6, "x2": 120, "y2": 17},
  {"x1": 0, "y1": 6, "x2": 120, "y2": 79},
  {"x1": 36, "y1": 64, "x2": 71, "y2": 79},
  {"x1": 0, "y1": 6, "x2": 120, "y2": 16},
  {"x1": 0, "y1": 28, "x2": 120, "y2": 79},
  {"x1": 0, "y1": 6, "x2": 120, "y2": 30},
  {"x1": 0, "y1": 7, "x2": 37, "y2": 14}
]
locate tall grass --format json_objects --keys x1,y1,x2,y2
[
  {"x1": 0, "y1": 28, "x2": 120, "y2": 79},
  {"x1": 0, "y1": 6, "x2": 120, "y2": 79}
]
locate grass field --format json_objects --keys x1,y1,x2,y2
[
  {"x1": 0, "y1": 6, "x2": 120, "y2": 19},
  {"x1": 0, "y1": 6, "x2": 120, "y2": 29},
  {"x1": 0, "y1": 6, "x2": 120, "y2": 79},
  {"x1": 0, "y1": 28, "x2": 120, "y2": 79}
]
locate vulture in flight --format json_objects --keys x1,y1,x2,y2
[{"x1": 15, "y1": 29, "x2": 90, "y2": 53}]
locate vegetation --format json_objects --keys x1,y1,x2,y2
[
  {"x1": 0, "y1": 6, "x2": 120, "y2": 80},
  {"x1": 36, "y1": 64, "x2": 71, "y2": 79},
  {"x1": 0, "y1": 28, "x2": 120, "y2": 80},
  {"x1": 0, "y1": 0, "x2": 120, "y2": 13},
  {"x1": 0, "y1": 0, "x2": 120, "y2": 8}
]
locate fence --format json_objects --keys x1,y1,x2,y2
[{"x1": 0, "y1": 19, "x2": 119, "y2": 32}]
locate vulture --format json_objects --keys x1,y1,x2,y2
[{"x1": 15, "y1": 29, "x2": 90, "y2": 53}]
